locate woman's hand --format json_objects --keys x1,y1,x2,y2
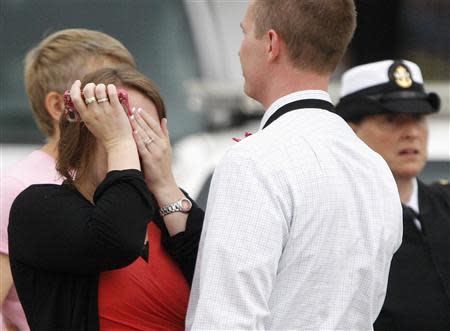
[
  {"x1": 130, "y1": 108, "x2": 187, "y2": 235},
  {"x1": 70, "y1": 81, "x2": 134, "y2": 150},
  {"x1": 129, "y1": 108, "x2": 179, "y2": 201},
  {"x1": 69, "y1": 80, "x2": 140, "y2": 171}
]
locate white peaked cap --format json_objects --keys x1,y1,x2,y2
[
  {"x1": 334, "y1": 59, "x2": 440, "y2": 121},
  {"x1": 340, "y1": 60, "x2": 424, "y2": 97}
]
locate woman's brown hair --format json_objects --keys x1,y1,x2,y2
[{"x1": 57, "y1": 66, "x2": 166, "y2": 184}]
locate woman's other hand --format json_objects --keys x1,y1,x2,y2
[
  {"x1": 130, "y1": 109, "x2": 187, "y2": 235},
  {"x1": 69, "y1": 80, "x2": 140, "y2": 171},
  {"x1": 130, "y1": 109, "x2": 177, "y2": 198}
]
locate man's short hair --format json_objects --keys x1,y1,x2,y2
[
  {"x1": 252, "y1": 0, "x2": 356, "y2": 74},
  {"x1": 24, "y1": 28, "x2": 136, "y2": 137}
]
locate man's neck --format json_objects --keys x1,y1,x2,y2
[
  {"x1": 395, "y1": 176, "x2": 416, "y2": 204},
  {"x1": 260, "y1": 68, "x2": 330, "y2": 109}
]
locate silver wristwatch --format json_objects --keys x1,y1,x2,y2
[{"x1": 159, "y1": 198, "x2": 192, "y2": 217}]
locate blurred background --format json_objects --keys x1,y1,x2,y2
[{"x1": 1, "y1": 0, "x2": 449, "y2": 208}]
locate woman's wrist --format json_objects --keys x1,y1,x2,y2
[
  {"x1": 104, "y1": 136, "x2": 135, "y2": 153},
  {"x1": 152, "y1": 182, "x2": 185, "y2": 207},
  {"x1": 106, "y1": 139, "x2": 141, "y2": 172},
  {"x1": 154, "y1": 184, "x2": 189, "y2": 236}
]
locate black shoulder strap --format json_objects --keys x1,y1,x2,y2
[{"x1": 263, "y1": 99, "x2": 334, "y2": 129}]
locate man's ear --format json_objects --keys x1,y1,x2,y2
[
  {"x1": 267, "y1": 29, "x2": 280, "y2": 61},
  {"x1": 44, "y1": 91, "x2": 64, "y2": 122}
]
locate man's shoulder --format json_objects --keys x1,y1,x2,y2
[
  {"x1": 214, "y1": 132, "x2": 288, "y2": 183},
  {"x1": 222, "y1": 131, "x2": 265, "y2": 159}
]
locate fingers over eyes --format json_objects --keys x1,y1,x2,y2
[
  {"x1": 133, "y1": 112, "x2": 157, "y2": 143},
  {"x1": 134, "y1": 108, "x2": 163, "y2": 138},
  {"x1": 160, "y1": 118, "x2": 169, "y2": 137}
]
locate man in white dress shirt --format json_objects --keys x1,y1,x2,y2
[{"x1": 186, "y1": 1, "x2": 402, "y2": 329}]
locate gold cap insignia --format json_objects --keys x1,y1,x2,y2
[{"x1": 391, "y1": 64, "x2": 413, "y2": 88}]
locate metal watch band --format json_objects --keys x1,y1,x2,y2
[{"x1": 159, "y1": 198, "x2": 191, "y2": 217}]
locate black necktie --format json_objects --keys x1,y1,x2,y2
[
  {"x1": 402, "y1": 204, "x2": 424, "y2": 240},
  {"x1": 402, "y1": 204, "x2": 419, "y2": 223}
]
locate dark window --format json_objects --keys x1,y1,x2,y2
[{"x1": 0, "y1": 0, "x2": 201, "y2": 143}]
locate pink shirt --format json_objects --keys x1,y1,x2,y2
[{"x1": 1, "y1": 150, "x2": 61, "y2": 331}]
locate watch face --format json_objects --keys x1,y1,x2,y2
[{"x1": 181, "y1": 198, "x2": 192, "y2": 212}]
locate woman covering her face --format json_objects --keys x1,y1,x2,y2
[{"x1": 8, "y1": 67, "x2": 204, "y2": 331}]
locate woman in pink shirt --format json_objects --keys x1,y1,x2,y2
[{"x1": 1, "y1": 28, "x2": 137, "y2": 331}]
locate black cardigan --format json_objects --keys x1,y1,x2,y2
[{"x1": 8, "y1": 170, "x2": 204, "y2": 331}]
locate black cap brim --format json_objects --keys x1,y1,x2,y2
[
  {"x1": 382, "y1": 92, "x2": 440, "y2": 114},
  {"x1": 334, "y1": 92, "x2": 440, "y2": 122}
]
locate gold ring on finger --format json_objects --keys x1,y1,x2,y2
[
  {"x1": 97, "y1": 97, "x2": 109, "y2": 103},
  {"x1": 85, "y1": 97, "x2": 97, "y2": 105},
  {"x1": 143, "y1": 137, "x2": 153, "y2": 146}
]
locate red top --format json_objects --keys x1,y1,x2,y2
[{"x1": 98, "y1": 222, "x2": 190, "y2": 330}]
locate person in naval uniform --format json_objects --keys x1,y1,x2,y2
[{"x1": 335, "y1": 59, "x2": 450, "y2": 330}]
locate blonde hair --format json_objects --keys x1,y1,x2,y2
[
  {"x1": 253, "y1": 0, "x2": 356, "y2": 74},
  {"x1": 57, "y1": 66, "x2": 165, "y2": 183},
  {"x1": 24, "y1": 28, "x2": 136, "y2": 137}
]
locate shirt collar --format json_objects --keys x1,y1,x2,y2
[
  {"x1": 405, "y1": 178, "x2": 420, "y2": 214},
  {"x1": 259, "y1": 90, "x2": 332, "y2": 130}
]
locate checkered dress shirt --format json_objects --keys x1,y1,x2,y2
[{"x1": 187, "y1": 91, "x2": 402, "y2": 330}]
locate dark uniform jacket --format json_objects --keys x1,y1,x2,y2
[{"x1": 374, "y1": 180, "x2": 450, "y2": 330}]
